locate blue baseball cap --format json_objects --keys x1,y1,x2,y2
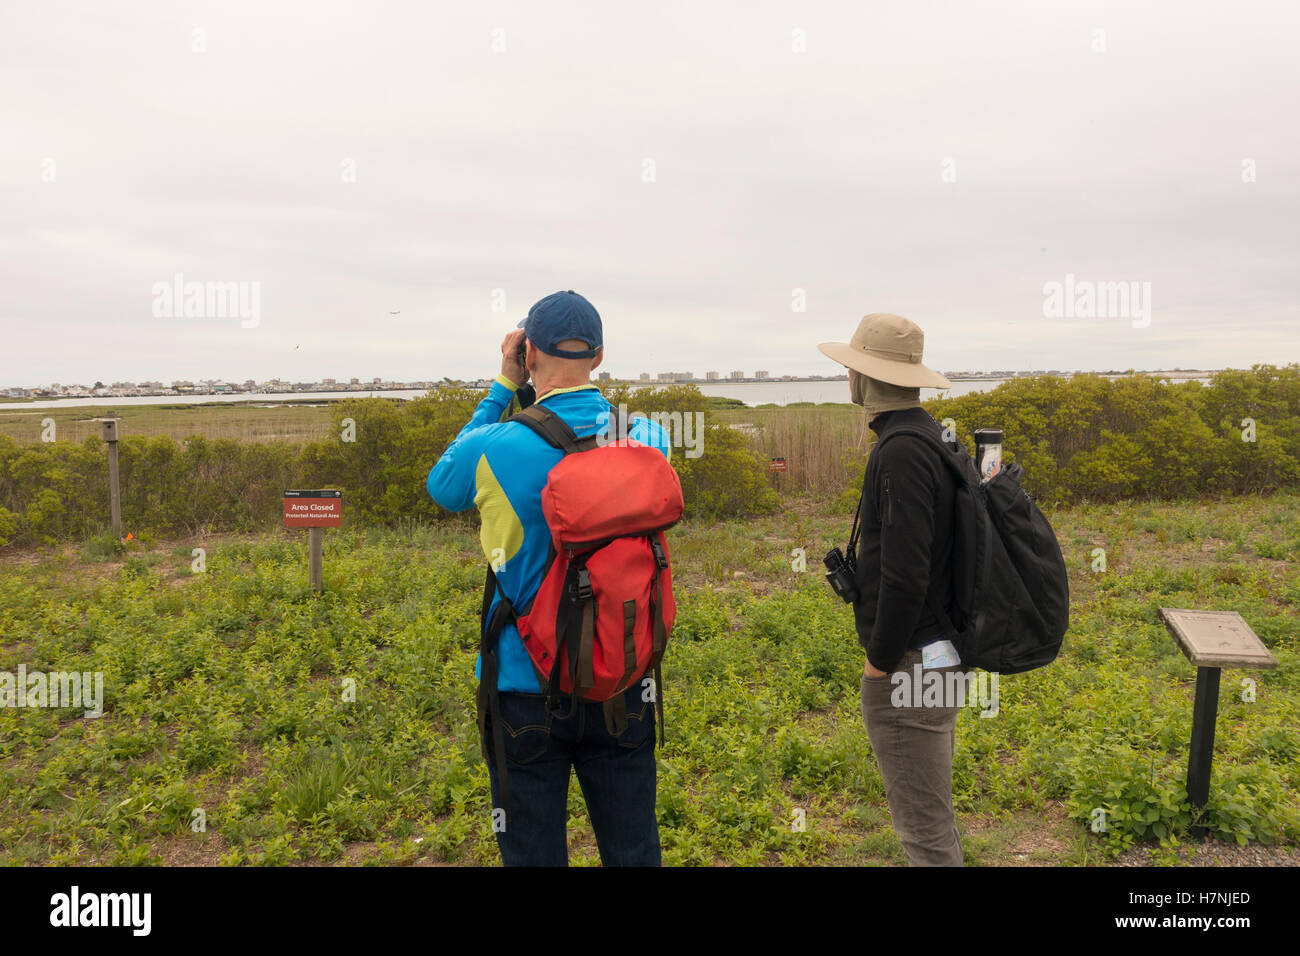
[{"x1": 518, "y1": 290, "x2": 603, "y2": 359}]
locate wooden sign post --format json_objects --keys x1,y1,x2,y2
[
  {"x1": 99, "y1": 418, "x2": 122, "y2": 539},
  {"x1": 283, "y1": 490, "x2": 342, "y2": 593},
  {"x1": 1159, "y1": 608, "x2": 1278, "y2": 838}
]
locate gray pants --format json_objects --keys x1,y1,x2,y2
[{"x1": 860, "y1": 647, "x2": 964, "y2": 866}]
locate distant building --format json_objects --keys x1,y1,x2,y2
[
  {"x1": 730, "y1": 371, "x2": 744, "y2": 380},
  {"x1": 755, "y1": 370, "x2": 770, "y2": 380},
  {"x1": 598, "y1": 371, "x2": 612, "y2": 382},
  {"x1": 706, "y1": 371, "x2": 720, "y2": 380},
  {"x1": 639, "y1": 373, "x2": 651, "y2": 381}
]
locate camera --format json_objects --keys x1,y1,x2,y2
[{"x1": 823, "y1": 547, "x2": 858, "y2": 604}]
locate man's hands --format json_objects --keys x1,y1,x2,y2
[
  {"x1": 501, "y1": 329, "x2": 529, "y2": 388},
  {"x1": 864, "y1": 658, "x2": 888, "y2": 679}
]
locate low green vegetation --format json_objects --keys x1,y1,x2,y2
[
  {"x1": 1, "y1": 373, "x2": 1296, "y2": 864},
  {"x1": 1, "y1": 494, "x2": 1296, "y2": 865}
]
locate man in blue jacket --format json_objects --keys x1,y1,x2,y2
[{"x1": 427, "y1": 290, "x2": 671, "y2": 866}]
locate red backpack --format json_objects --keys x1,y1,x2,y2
[{"x1": 477, "y1": 403, "x2": 683, "y2": 815}]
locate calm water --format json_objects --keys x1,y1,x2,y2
[
  {"x1": 7, "y1": 376, "x2": 1208, "y2": 410},
  {"x1": 6, "y1": 390, "x2": 428, "y2": 411},
  {"x1": 695, "y1": 380, "x2": 1000, "y2": 404},
  {"x1": 8, "y1": 381, "x2": 998, "y2": 411}
]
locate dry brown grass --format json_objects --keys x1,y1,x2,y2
[
  {"x1": 715, "y1": 404, "x2": 872, "y2": 496},
  {"x1": 0, "y1": 402, "x2": 334, "y2": 445}
]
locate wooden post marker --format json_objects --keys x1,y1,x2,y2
[
  {"x1": 309, "y1": 528, "x2": 323, "y2": 592},
  {"x1": 283, "y1": 490, "x2": 342, "y2": 593},
  {"x1": 99, "y1": 418, "x2": 122, "y2": 539},
  {"x1": 1159, "y1": 608, "x2": 1278, "y2": 838}
]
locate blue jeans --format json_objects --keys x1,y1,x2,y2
[{"x1": 485, "y1": 683, "x2": 661, "y2": 867}]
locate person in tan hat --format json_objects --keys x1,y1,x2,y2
[{"x1": 819, "y1": 313, "x2": 967, "y2": 866}]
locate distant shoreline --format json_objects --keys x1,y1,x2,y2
[
  {"x1": 0, "y1": 370, "x2": 1234, "y2": 412},
  {"x1": 0, "y1": 368, "x2": 1229, "y2": 406}
]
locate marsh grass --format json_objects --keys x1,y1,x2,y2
[
  {"x1": 712, "y1": 403, "x2": 869, "y2": 497},
  {"x1": 0, "y1": 402, "x2": 334, "y2": 445}
]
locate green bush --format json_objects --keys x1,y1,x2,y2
[
  {"x1": 924, "y1": 365, "x2": 1300, "y2": 504},
  {"x1": 0, "y1": 507, "x2": 16, "y2": 548},
  {"x1": 675, "y1": 424, "x2": 780, "y2": 520},
  {"x1": 299, "y1": 390, "x2": 481, "y2": 525}
]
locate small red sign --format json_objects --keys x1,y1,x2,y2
[
  {"x1": 283, "y1": 490, "x2": 342, "y2": 528},
  {"x1": 769, "y1": 458, "x2": 788, "y2": 473}
]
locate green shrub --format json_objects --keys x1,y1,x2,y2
[
  {"x1": 675, "y1": 424, "x2": 780, "y2": 520},
  {"x1": 922, "y1": 365, "x2": 1300, "y2": 504},
  {"x1": 0, "y1": 506, "x2": 18, "y2": 548}
]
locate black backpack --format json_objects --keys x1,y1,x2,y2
[{"x1": 875, "y1": 426, "x2": 1070, "y2": 674}]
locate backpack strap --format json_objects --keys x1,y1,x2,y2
[
  {"x1": 872, "y1": 423, "x2": 973, "y2": 642},
  {"x1": 509, "y1": 402, "x2": 624, "y2": 454},
  {"x1": 547, "y1": 555, "x2": 596, "y2": 720},
  {"x1": 477, "y1": 566, "x2": 517, "y2": 824},
  {"x1": 875, "y1": 424, "x2": 979, "y2": 490},
  {"x1": 647, "y1": 534, "x2": 670, "y2": 747},
  {"x1": 602, "y1": 598, "x2": 639, "y2": 737}
]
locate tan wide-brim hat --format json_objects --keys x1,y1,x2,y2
[{"x1": 818, "y1": 313, "x2": 951, "y2": 389}]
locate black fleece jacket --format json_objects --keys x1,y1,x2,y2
[{"x1": 852, "y1": 407, "x2": 959, "y2": 672}]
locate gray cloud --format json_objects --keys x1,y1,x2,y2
[{"x1": 3, "y1": 0, "x2": 1297, "y2": 386}]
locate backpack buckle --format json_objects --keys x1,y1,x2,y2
[
  {"x1": 650, "y1": 537, "x2": 668, "y2": 570},
  {"x1": 572, "y1": 568, "x2": 593, "y2": 601}
]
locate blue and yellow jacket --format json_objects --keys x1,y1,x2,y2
[{"x1": 427, "y1": 377, "x2": 672, "y2": 692}]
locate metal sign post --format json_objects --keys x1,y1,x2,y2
[
  {"x1": 1159, "y1": 608, "x2": 1278, "y2": 838},
  {"x1": 283, "y1": 490, "x2": 342, "y2": 593}
]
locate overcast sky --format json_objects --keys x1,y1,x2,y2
[{"x1": 3, "y1": 0, "x2": 1297, "y2": 386}]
